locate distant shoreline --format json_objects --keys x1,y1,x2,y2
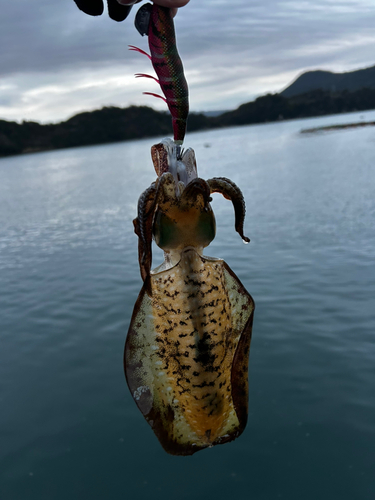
[
  {"x1": 301, "y1": 121, "x2": 375, "y2": 134},
  {"x1": 1, "y1": 87, "x2": 375, "y2": 158}
]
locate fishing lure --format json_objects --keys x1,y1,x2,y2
[
  {"x1": 124, "y1": 139, "x2": 255, "y2": 455},
  {"x1": 130, "y1": 3, "x2": 189, "y2": 145}
]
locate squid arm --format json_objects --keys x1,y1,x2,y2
[
  {"x1": 206, "y1": 177, "x2": 250, "y2": 243},
  {"x1": 133, "y1": 182, "x2": 157, "y2": 283}
]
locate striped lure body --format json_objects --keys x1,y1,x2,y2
[
  {"x1": 133, "y1": 3, "x2": 189, "y2": 144},
  {"x1": 125, "y1": 139, "x2": 255, "y2": 455}
]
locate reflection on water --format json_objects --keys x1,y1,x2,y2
[{"x1": 0, "y1": 110, "x2": 375, "y2": 500}]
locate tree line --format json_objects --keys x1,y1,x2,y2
[{"x1": 1, "y1": 87, "x2": 375, "y2": 158}]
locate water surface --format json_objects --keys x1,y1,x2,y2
[{"x1": 1, "y1": 110, "x2": 375, "y2": 500}]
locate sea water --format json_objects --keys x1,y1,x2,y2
[{"x1": 1, "y1": 110, "x2": 374, "y2": 500}]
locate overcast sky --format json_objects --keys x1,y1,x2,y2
[{"x1": 1, "y1": 0, "x2": 375, "y2": 123}]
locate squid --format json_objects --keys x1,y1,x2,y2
[{"x1": 124, "y1": 138, "x2": 255, "y2": 455}]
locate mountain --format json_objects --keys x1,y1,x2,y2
[{"x1": 281, "y1": 65, "x2": 375, "y2": 98}]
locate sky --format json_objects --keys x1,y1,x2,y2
[{"x1": 1, "y1": 0, "x2": 375, "y2": 123}]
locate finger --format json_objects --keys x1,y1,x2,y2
[
  {"x1": 74, "y1": 0, "x2": 104, "y2": 16},
  {"x1": 152, "y1": 0, "x2": 190, "y2": 7},
  {"x1": 116, "y1": 0, "x2": 142, "y2": 5},
  {"x1": 107, "y1": 0, "x2": 134, "y2": 21}
]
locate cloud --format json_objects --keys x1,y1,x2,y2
[{"x1": 1, "y1": 0, "x2": 375, "y2": 122}]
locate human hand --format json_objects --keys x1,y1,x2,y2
[
  {"x1": 74, "y1": 0, "x2": 189, "y2": 22},
  {"x1": 117, "y1": 1, "x2": 190, "y2": 16}
]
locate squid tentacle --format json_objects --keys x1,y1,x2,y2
[
  {"x1": 206, "y1": 177, "x2": 250, "y2": 243},
  {"x1": 135, "y1": 173, "x2": 177, "y2": 282},
  {"x1": 134, "y1": 182, "x2": 157, "y2": 283}
]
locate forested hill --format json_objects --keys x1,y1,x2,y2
[
  {"x1": 281, "y1": 65, "x2": 375, "y2": 98},
  {"x1": 0, "y1": 106, "x2": 211, "y2": 158},
  {"x1": 2, "y1": 87, "x2": 375, "y2": 158}
]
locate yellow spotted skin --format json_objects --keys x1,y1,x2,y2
[{"x1": 125, "y1": 249, "x2": 254, "y2": 455}]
